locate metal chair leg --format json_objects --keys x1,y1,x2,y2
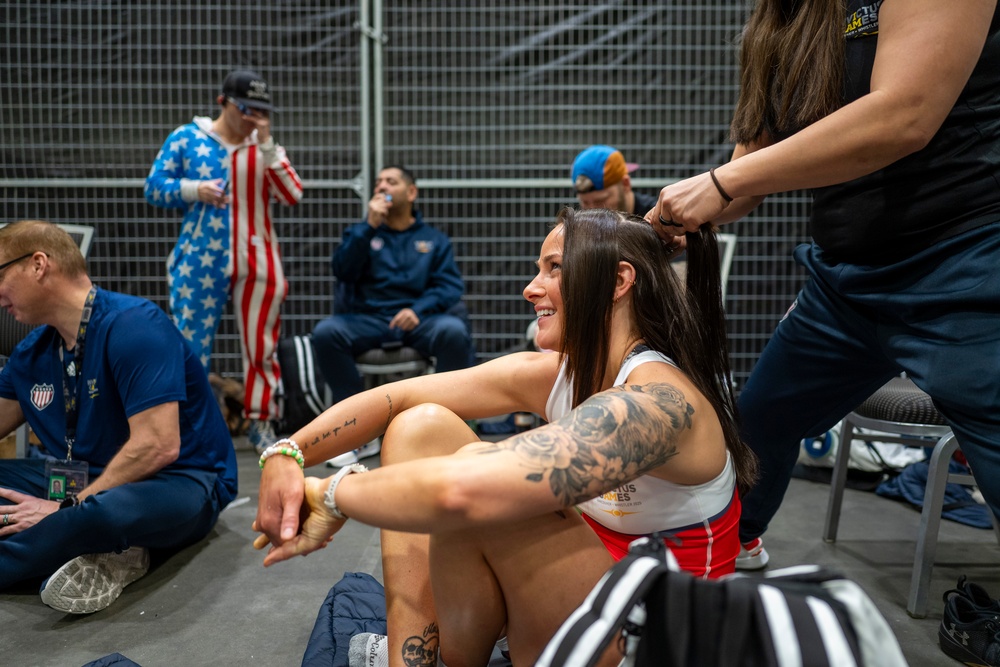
[
  {"x1": 907, "y1": 433, "x2": 959, "y2": 618},
  {"x1": 823, "y1": 416, "x2": 855, "y2": 542}
]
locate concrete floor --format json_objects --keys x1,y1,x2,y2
[{"x1": 1, "y1": 437, "x2": 998, "y2": 667}]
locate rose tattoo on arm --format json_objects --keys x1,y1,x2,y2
[{"x1": 477, "y1": 383, "x2": 693, "y2": 506}]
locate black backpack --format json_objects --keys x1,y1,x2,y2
[
  {"x1": 276, "y1": 335, "x2": 329, "y2": 435},
  {"x1": 537, "y1": 536, "x2": 908, "y2": 667}
]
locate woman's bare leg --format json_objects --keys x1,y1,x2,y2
[
  {"x1": 430, "y1": 508, "x2": 618, "y2": 667},
  {"x1": 380, "y1": 404, "x2": 478, "y2": 667}
]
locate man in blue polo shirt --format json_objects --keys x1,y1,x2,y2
[{"x1": 0, "y1": 220, "x2": 238, "y2": 614}]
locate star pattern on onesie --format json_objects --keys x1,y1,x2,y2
[{"x1": 151, "y1": 123, "x2": 235, "y2": 368}]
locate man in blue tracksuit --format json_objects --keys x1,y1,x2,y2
[{"x1": 311, "y1": 166, "x2": 473, "y2": 463}]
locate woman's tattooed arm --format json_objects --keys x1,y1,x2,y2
[
  {"x1": 299, "y1": 392, "x2": 395, "y2": 454},
  {"x1": 474, "y1": 383, "x2": 693, "y2": 506}
]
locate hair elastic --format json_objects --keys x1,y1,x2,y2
[{"x1": 709, "y1": 167, "x2": 734, "y2": 203}]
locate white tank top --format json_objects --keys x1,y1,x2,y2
[{"x1": 545, "y1": 348, "x2": 736, "y2": 534}]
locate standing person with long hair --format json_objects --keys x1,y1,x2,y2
[
  {"x1": 253, "y1": 207, "x2": 756, "y2": 666},
  {"x1": 646, "y1": 0, "x2": 1000, "y2": 576}
]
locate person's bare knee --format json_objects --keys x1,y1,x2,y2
[{"x1": 382, "y1": 403, "x2": 476, "y2": 464}]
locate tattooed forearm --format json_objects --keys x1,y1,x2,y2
[
  {"x1": 401, "y1": 622, "x2": 439, "y2": 667},
  {"x1": 477, "y1": 383, "x2": 691, "y2": 506},
  {"x1": 302, "y1": 416, "x2": 358, "y2": 450},
  {"x1": 300, "y1": 393, "x2": 393, "y2": 452}
]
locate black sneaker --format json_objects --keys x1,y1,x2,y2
[
  {"x1": 939, "y1": 594, "x2": 1000, "y2": 667},
  {"x1": 945, "y1": 576, "x2": 1000, "y2": 614}
]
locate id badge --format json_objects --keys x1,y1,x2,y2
[{"x1": 45, "y1": 459, "x2": 89, "y2": 501}]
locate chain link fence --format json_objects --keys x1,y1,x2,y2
[{"x1": 1, "y1": 0, "x2": 810, "y2": 390}]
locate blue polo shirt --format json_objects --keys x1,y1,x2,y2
[{"x1": 0, "y1": 288, "x2": 237, "y2": 503}]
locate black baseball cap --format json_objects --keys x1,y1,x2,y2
[{"x1": 221, "y1": 70, "x2": 276, "y2": 112}]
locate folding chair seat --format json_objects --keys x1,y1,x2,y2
[{"x1": 354, "y1": 345, "x2": 433, "y2": 391}]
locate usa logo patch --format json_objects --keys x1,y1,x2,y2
[{"x1": 31, "y1": 383, "x2": 55, "y2": 411}]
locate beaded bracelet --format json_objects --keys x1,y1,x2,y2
[
  {"x1": 273, "y1": 438, "x2": 301, "y2": 452},
  {"x1": 258, "y1": 441, "x2": 305, "y2": 469},
  {"x1": 709, "y1": 167, "x2": 734, "y2": 203}
]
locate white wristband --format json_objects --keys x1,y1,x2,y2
[{"x1": 323, "y1": 463, "x2": 368, "y2": 520}]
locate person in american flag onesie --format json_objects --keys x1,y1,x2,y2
[{"x1": 145, "y1": 70, "x2": 303, "y2": 453}]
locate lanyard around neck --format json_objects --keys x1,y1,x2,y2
[{"x1": 60, "y1": 286, "x2": 97, "y2": 461}]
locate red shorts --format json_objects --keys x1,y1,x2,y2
[{"x1": 581, "y1": 491, "x2": 741, "y2": 579}]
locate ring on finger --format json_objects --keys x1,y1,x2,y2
[
  {"x1": 2, "y1": 513, "x2": 8, "y2": 526},
  {"x1": 658, "y1": 216, "x2": 683, "y2": 228}
]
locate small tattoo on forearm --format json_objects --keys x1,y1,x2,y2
[
  {"x1": 384, "y1": 392, "x2": 393, "y2": 432},
  {"x1": 304, "y1": 418, "x2": 359, "y2": 450}
]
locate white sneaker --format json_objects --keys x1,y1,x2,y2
[
  {"x1": 40, "y1": 547, "x2": 150, "y2": 614},
  {"x1": 326, "y1": 438, "x2": 381, "y2": 468},
  {"x1": 349, "y1": 632, "x2": 389, "y2": 667},
  {"x1": 735, "y1": 537, "x2": 770, "y2": 571}
]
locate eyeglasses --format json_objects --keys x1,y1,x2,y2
[
  {"x1": 228, "y1": 97, "x2": 250, "y2": 114},
  {"x1": 228, "y1": 98, "x2": 265, "y2": 117},
  {"x1": 0, "y1": 253, "x2": 33, "y2": 273}
]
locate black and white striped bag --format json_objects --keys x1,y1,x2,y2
[{"x1": 537, "y1": 538, "x2": 908, "y2": 667}]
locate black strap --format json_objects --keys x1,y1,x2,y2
[
  {"x1": 61, "y1": 286, "x2": 97, "y2": 460},
  {"x1": 716, "y1": 577, "x2": 757, "y2": 664},
  {"x1": 639, "y1": 568, "x2": 692, "y2": 666},
  {"x1": 688, "y1": 576, "x2": 730, "y2": 664}
]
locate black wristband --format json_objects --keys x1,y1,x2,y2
[
  {"x1": 59, "y1": 495, "x2": 80, "y2": 509},
  {"x1": 709, "y1": 167, "x2": 734, "y2": 203}
]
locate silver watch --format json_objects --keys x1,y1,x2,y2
[{"x1": 323, "y1": 463, "x2": 368, "y2": 520}]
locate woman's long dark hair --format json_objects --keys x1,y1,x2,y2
[
  {"x1": 558, "y1": 207, "x2": 757, "y2": 495},
  {"x1": 730, "y1": 0, "x2": 845, "y2": 143}
]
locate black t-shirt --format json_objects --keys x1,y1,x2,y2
[{"x1": 809, "y1": 0, "x2": 1000, "y2": 265}]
